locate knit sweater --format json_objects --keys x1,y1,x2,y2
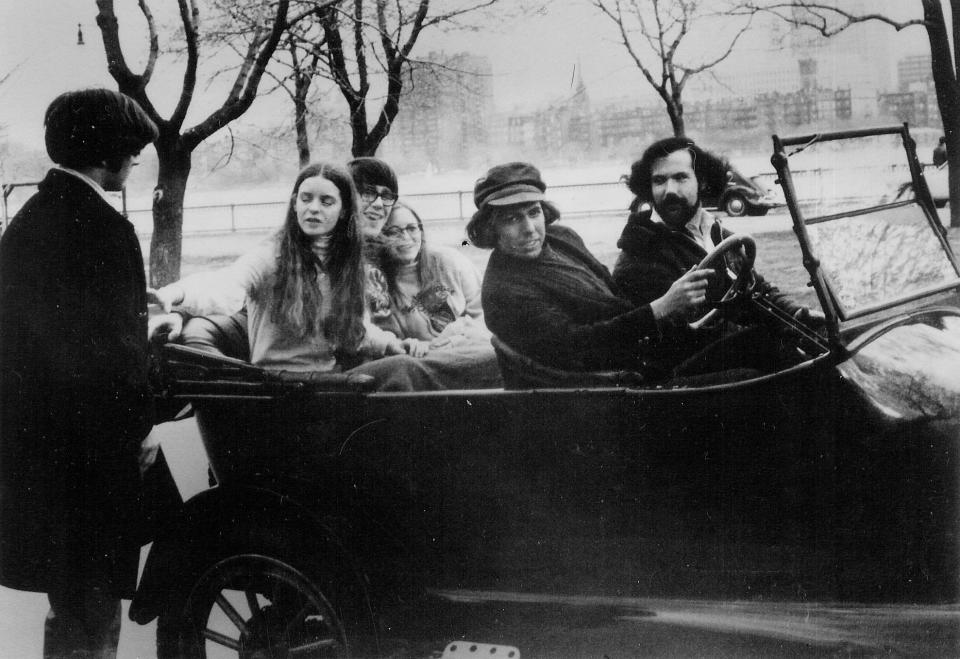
[
  {"x1": 386, "y1": 244, "x2": 486, "y2": 342},
  {"x1": 175, "y1": 243, "x2": 396, "y2": 372},
  {"x1": 482, "y1": 224, "x2": 662, "y2": 373}
]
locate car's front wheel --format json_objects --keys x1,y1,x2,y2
[
  {"x1": 157, "y1": 554, "x2": 361, "y2": 658},
  {"x1": 723, "y1": 193, "x2": 748, "y2": 217}
]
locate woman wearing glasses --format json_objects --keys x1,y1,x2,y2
[{"x1": 348, "y1": 202, "x2": 503, "y2": 390}]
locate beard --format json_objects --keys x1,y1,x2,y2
[{"x1": 655, "y1": 193, "x2": 699, "y2": 228}]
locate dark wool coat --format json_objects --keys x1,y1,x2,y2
[
  {"x1": 482, "y1": 224, "x2": 664, "y2": 374},
  {"x1": 612, "y1": 208, "x2": 805, "y2": 317},
  {"x1": 0, "y1": 170, "x2": 157, "y2": 597}
]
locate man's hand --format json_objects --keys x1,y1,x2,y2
[
  {"x1": 147, "y1": 285, "x2": 185, "y2": 313},
  {"x1": 650, "y1": 267, "x2": 714, "y2": 324},
  {"x1": 148, "y1": 312, "x2": 184, "y2": 343},
  {"x1": 139, "y1": 431, "x2": 161, "y2": 476}
]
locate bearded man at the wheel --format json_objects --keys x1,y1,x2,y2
[{"x1": 613, "y1": 137, "x2": 825, "y2": 378}]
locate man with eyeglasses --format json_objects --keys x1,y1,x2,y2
[
  {"x1": 346, "y1": 158, "x2": 403, "y2": 339},
  {"x1": 348, "y1": 157, "x2": 400, "y2": 239}
]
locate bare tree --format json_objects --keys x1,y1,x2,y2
[
  {"x1": 591, "y1": 0, "x2": 753, "y2": 137},
  {"x1": 95, "y1": 0, "x2": 290, "y2": 285},
  {"x1": 205, "y1": 0, "x2": 511, "y2": 165},
  {"x1": 737, "y1": 1, "x2": 960, "y2": 228},
  {"x1": 316, "y1": 0, "x2": 507, "y2": 158},
  {"x1": 205, "y1": 0, "x2": 332, "y2": 167}
]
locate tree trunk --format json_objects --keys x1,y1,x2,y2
[
  {"x1": 666, "y1": 103, "x2": 685, "y2": 137},
  {"x1": 351, "y1": 118, "x2": 377, "y2": 157},
  {"x1": 921, "y1": 0, "x2": 960, "y2": 228},
  {"x1": 947, "y1": 159, "x2": 960, "y2": 229},
  {"x1": 150, "y1": 142, "x2": 191, "y2": 287},
  {"x1": 294, "y1": 95, "x2": 311, "y2": 168}
]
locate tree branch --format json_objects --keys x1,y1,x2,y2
[
  {"x1": 170, "y1": 0, "x2": 200, "y2": 129},
  {"x1": 733, "y1": 1, "x2": 926, "y2": 35},
  {"x1": 182, "y1": 0, "x2": 290, "y2": 150},
  {"x1": 95, "y1": 0, "x2": 163, "y2": 123}
]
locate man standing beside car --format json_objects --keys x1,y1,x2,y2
[
  {"x1": 613, "y1": 137, "x2": 823, "y2": 373},
  {"x1": 0, "y1": 88, "x2": 173, "y2": 658}
]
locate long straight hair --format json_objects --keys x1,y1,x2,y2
[
  {"x1": 260, "y1": 162, "x2": 366, "y2": 351},
  {"x1": 380, "y1": 202, "x2": 446, "y2": 306}
]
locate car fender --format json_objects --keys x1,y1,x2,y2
[
  {"x1": 130, "y1": 483, "x2": 363, "y2": 624},
  {"x1": 837, "y1": 309, "x2": 960, "y2": 423}
]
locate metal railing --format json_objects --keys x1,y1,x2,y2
[{"x1": 121, "y1": 180, "x2": 634, "y2": 238}]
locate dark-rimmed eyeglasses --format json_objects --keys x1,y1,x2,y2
[
  {"x1": 382, "y1": 224, "x2": 421, "y2": 239},
  {"x1": 359, "y1": 186, "x2": 398, "y2": 206}
]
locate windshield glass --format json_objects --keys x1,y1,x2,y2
[
  {"x1": 805, "y1": 204, "x2": 959, "y2": 317},
  {"x1": 775, "y1": 127, "x2": 960, "y2": 321},
  {"x1": 784, "y1": 133, "x2": 913, "y2": 217}
]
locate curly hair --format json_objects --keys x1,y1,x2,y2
[
  {"x1": 44, "y1": 88, "x2": 158, "y2": 169},
  {"x1": 260, "y1": 162, "x2": 367, "y2": 351},
  {"x1": 626, "y1": 137, "x2": 728, "y2": 211},
  {"x1": 466, "y1": 201, "x2": 561, "y2": 250}
]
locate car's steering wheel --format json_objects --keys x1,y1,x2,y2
[{"x1": 688, "y1": 234, "x2": 757, "y2": 330}]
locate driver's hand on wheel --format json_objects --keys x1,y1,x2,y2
[
  {"x1": 650, "y1": 267, "x2": 714, "y2": 324},
  {"x1": 148, "y1": 312, "x2": 184, "y2": 343}
]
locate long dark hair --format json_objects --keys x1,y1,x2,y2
[
  {"x1": 259, "y1": 162, "x2": 366, "y2": 350},
  {"x1": 626, "y1": 136, "x2": 728, "y2": 212}
]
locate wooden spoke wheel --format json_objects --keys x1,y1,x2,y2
[{"x1": 159, "y1": 554, "x2": 351, "y2": 659}]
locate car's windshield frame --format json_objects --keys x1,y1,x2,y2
[{"x1": 772, "y1": 125, "x2": 960, "y2": 335}]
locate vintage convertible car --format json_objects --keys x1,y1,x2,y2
[{"x1": 131, "y1": 125, "x2": 960, "y2": 657}]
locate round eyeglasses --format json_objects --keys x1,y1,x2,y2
[
  {"x1": 382, "y1": 224, "x2": 421, "y2": 239},
  {"x1": 359, "y1": 186, "x2": 398, "y2": 206}
]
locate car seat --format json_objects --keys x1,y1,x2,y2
[
  {"x1": 180, "y1": 310, "x2": 250, "y2": 361},
  {"x1": 490, "y1": 334, "x2": 646, "y2": 390}
]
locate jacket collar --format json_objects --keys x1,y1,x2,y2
[
  {"x1": 617, "y1": 206, "x2": 724, "y2": 252},
  {"x1": 50, "y1": 165, "x2": 115, "y2": 206}
]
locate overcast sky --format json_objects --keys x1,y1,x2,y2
[{"x1": 0, "y1": 0, "x2": 938, "y2": 152}]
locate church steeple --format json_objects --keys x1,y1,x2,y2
[{"x1": 570, "y1": 58, "x2": 590, "y2": 112}]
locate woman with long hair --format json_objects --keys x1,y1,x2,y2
[
  {"x1": 151, "y1": 161, "x2": 409, "y2": 371},
  {"x1": 348, "y1": 201, "x2": 503, "y2": 390}
]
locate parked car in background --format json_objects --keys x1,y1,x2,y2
[{"x1": 704, "y1": 166, "x2": 783, "y2": 216}]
